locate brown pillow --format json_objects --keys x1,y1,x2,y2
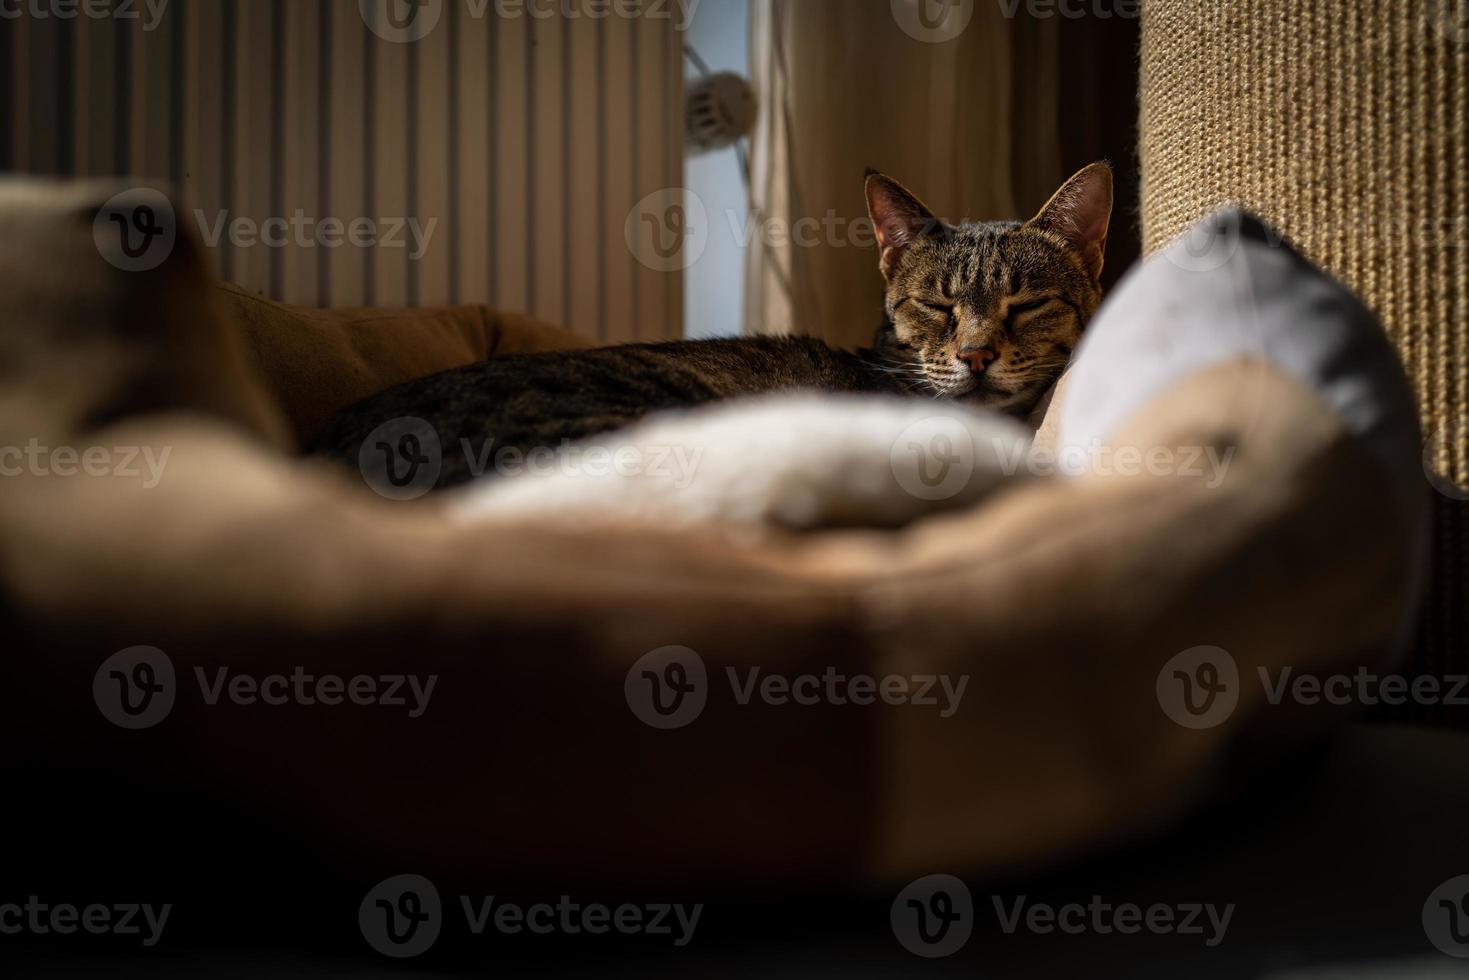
[{"x1": 216, "y1": 283, "x2": 592, "y2": 447}]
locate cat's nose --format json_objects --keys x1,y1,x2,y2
[{"x1": 957, "y1": 345, "x2": 998, "y2": 374}]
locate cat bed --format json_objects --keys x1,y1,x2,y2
[{"x1": 0, "y1": 182, "x2": 1426, "y2": 886}]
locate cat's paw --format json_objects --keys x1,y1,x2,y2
[{"x1": 448, "y1": 394, "x2": 1037, "y2": 532}]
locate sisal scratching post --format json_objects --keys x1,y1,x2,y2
[{"x1": 1138, "y1": 0, "x2": 1467, "y2": 723}]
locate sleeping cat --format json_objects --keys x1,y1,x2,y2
[{"x1": 309, "y1": 162, "x2": 1112, "y2": 490}]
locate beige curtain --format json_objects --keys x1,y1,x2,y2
[
  {"x1": 744, "y1": 0, "x2": 1060, "y2": 348},
  {"x1": 3, "y1": 0, "x2": 684, "y2": 342}
]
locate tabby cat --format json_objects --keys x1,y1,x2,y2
[{"x1": 309, "y1": 162, "x2": 1112, "y2": 489}]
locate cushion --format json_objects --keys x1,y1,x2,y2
[
  {"x1": 1055, "y1": 209, "x2": 1427, "y2": 659},
  {"x1": 216, "y1": 283, "x2": 590, "y2": 448},
  {"x1": 1058, "y1": 209, "x2": 1424, "y2": 542}
]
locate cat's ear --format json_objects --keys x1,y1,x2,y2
[
  {"x1": 1026, "y1": 161, "x2": 1112, "y2": 281},
  {"x1": 865, "y1": 171, "x2": 942, "y2": 280}
]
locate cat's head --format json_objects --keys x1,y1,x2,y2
[{"x1": 864, "y1": 162, "x2": 1112, "y2": 413}]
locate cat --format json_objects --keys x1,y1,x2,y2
[{"x1": 308, "y1": 162, "x2": 1112, "y2": 491}]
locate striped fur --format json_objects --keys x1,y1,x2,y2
[
  {"x1": 866, "y1": 162, "x2": 1113, "y2": 413},
  {"x1": 311, "y1": 166, "x2": 1112, "y2": 489}
]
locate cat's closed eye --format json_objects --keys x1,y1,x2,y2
[
  {"x1": 1005, "y1": 296, "x2": 1057, "y2": 323},
  {"x1": 899, "y1": 297, "x2": 951, "y2": 314},
  {"x1": 904, "y1": 298, "x2": 957, "y2": 328}
]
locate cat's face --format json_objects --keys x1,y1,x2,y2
[{"x1": 865, "y1": 163, "x2": 1112, "y2": 413}]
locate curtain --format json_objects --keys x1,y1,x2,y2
[
  {"x1": 0, "y1": 0, "x2": 685, "y2": 341},
  {"x1": 743, "y1": 0, "x2": 1062, "y2": 348}
]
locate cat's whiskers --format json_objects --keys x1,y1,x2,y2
[
  {"x1": 917, "y1": 360, "x2": 981, "y2": 401},
  {"x1": 860, "y1": 356, "x2": 942, "y2": 395}
]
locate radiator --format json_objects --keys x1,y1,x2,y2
[{"x1": 1, "y1": 0, "x2": 686, "y2": 342}]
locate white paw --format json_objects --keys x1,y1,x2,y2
[{"x1": 448, "y1": 393, "x2": 1037, "y2": 531}]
